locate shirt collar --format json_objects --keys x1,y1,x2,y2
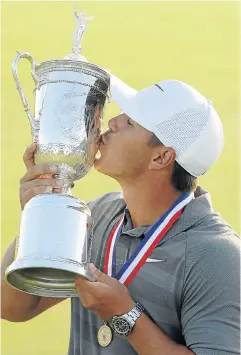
[{"x1": 121, "y1": 186, "x2": 213, "y2": 241}]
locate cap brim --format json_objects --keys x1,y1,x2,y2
[
  {"x1": 110, "y1": 74, "x2": 140, "y2": 119},
  {"x1": 109, "y1": 74, "x2": 154, "y2": 135}
]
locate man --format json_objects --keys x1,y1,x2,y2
[{"x1": 1, "y1": 75, "x2": 240, "y2": 355}]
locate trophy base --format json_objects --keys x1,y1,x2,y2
[
  {"x1": 5, "y1": 257, "x2": 93, "y2": 298},
  {"x1": 5, "y1": 193, "x2": 93, "y2": 298}
]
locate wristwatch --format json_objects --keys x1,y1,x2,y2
[{"x1": 111, "y1": 303, "x2": 144, "y2": 336}]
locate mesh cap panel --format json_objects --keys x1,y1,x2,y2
[{"x1": 155, "y1": 106, "x2": 210, "y2": 156}]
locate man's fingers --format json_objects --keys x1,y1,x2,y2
[
  {"x1": 23, "y1": 143, "x2": 37, "y2": 169},
  {"x1": 19, "y1": 178, "x2": 64, "y2": 210},
  {"x1": 20, "y1": 178, "x2": 61, "y2": 194},
  {"x1": 20, "y1": 164, "x2": 60, "y2": 183},
  {"x1": 21, "y1": 186, "x2": 53, "y2": 208},
  {"x1": 88, "y1": 264, "x2": 115, "y2": 285},
  {"x1": 75, "y1": 265, "x2": 111, "y2": 287}
]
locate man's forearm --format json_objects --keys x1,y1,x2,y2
[
  {"x1": 1, "y1": 239, "x2": 16, "y2": 281},
  {"x1": 127, "y1": 312, "x2": 194, "y2": 355},
  {"x1": 1, "y1": 238, "x2": 40, "y2": 322}
]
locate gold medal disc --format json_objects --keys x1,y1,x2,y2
[{"x1": 97, "y1": 323, "x2": 112, "y2": 347}]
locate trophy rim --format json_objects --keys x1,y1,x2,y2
[{"x1": 35, "y1": 59, "x2": 110, "y2": 83}]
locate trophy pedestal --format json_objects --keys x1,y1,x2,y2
[{"x1": 5, "y1": 194, "x2": 93, "y2": 298}]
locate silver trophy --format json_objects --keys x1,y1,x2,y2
[{"x1": 5, "y1": 6, "x2": 110, "y2": 297}]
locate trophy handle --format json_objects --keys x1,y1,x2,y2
[{"x1": 12, "y1": 51, "x2": 40, "y2": 141}]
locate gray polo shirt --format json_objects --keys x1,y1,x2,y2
[{"x1": 68, "y1": 187, "x2": 240, "y2": 355}]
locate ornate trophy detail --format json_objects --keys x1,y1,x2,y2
[
  {"x1": 5, "y1": 5, "x2": 110, "y2": 297},
  {"x1": 66, "y1": 5, "x2": 94, "y2": 61}
]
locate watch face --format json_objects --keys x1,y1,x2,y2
[{"x1": 112, "y1": 317, "x2": 132, "y2": 335}]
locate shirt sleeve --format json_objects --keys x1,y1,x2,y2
[{"x1": 181, "y1": 231, "x2": 240, "y2": 355}]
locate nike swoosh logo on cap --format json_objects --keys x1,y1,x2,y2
[
  {"x1": 155, "y1": 84, "x2": 164, "y2": 92},
  {"x1": 146, "y1": 258, "x2": 166, "y2": 263}
]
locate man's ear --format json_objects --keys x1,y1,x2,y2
[{"x1": 149, "y1": 146, "x2": 176, "y2": 171}]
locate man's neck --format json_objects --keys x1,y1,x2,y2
[{"x1": 121, "y1": 178, "x2": 182, "y2": 228}]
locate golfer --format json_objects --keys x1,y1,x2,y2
[{"x1": 2, "y1": 75, "x2": 240, "y2": 355}]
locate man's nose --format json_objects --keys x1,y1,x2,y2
[
  {"x1": 108, "y1": 117, "x2": 118, "y2": 132},
  {"x1": 108, "y1": 115, "x2": 127, "y2": 131}
]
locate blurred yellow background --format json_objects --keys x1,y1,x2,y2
[{"x1": 1, "y1": 1, "x2": 240, "y2": 354}]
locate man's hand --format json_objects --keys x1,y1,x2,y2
[
  {"x1": 76, "y1": 264, "x2": 194, "y2": 355},
  {"x1": 75, "y1": 264, "x2": 135, "y2": 321},
  {"x1": 20, "y1": 143, "x2": 62, "y2": 210}
]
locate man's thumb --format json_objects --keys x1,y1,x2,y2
[{"x1": 88, "y1": 263, "x2": 112, "y2": 284}]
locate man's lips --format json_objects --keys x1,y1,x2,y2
[
  {"x1": 100, "y1": 130, "x2": 112, "y2": 145},
  {"x1": 99, "y1": 135, "x2": 106, "y2": 145}
]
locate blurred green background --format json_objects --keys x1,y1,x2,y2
[{"x1": 1, "y1": 1, "x2": 240, "y2": 354}]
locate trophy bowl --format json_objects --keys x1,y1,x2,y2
[{"x1": 5, "y1": 9, "x2": 110, "y2": 297}]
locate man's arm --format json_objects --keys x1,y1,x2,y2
[
  {"x1": 75, "y1": 264, "x2": 194, "y2": 355},
  {"x1": 113, "y1": 229, "x2": 240, "y2": 355},
  {"x1": 181, "y1": 231, "x2": 240, "y2": 355},
  {"x1": 1, "y1": 238, "x2": 65, "y2": 322},
  {"x1": 127, "y1": 312, "x2": 194, "y2": 355}
]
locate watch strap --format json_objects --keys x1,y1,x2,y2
[{"x1": 126, "y1": 303, "x2": 144, "y2": 322}]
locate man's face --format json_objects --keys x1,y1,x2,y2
[{"x1": 94, "y1": 113, "x2": 154, "y2": 180}]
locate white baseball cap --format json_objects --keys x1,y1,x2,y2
[{"x1": 109, "y1": 74, "x2": 224, "y2": 177}]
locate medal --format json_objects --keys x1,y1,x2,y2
[{"x1": 97, "y1": 321, "x2": 112, "y2": 347}]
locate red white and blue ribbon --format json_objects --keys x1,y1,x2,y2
[{"x1": 104, "y1": 192, "x2": 194, "y2": 286}]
